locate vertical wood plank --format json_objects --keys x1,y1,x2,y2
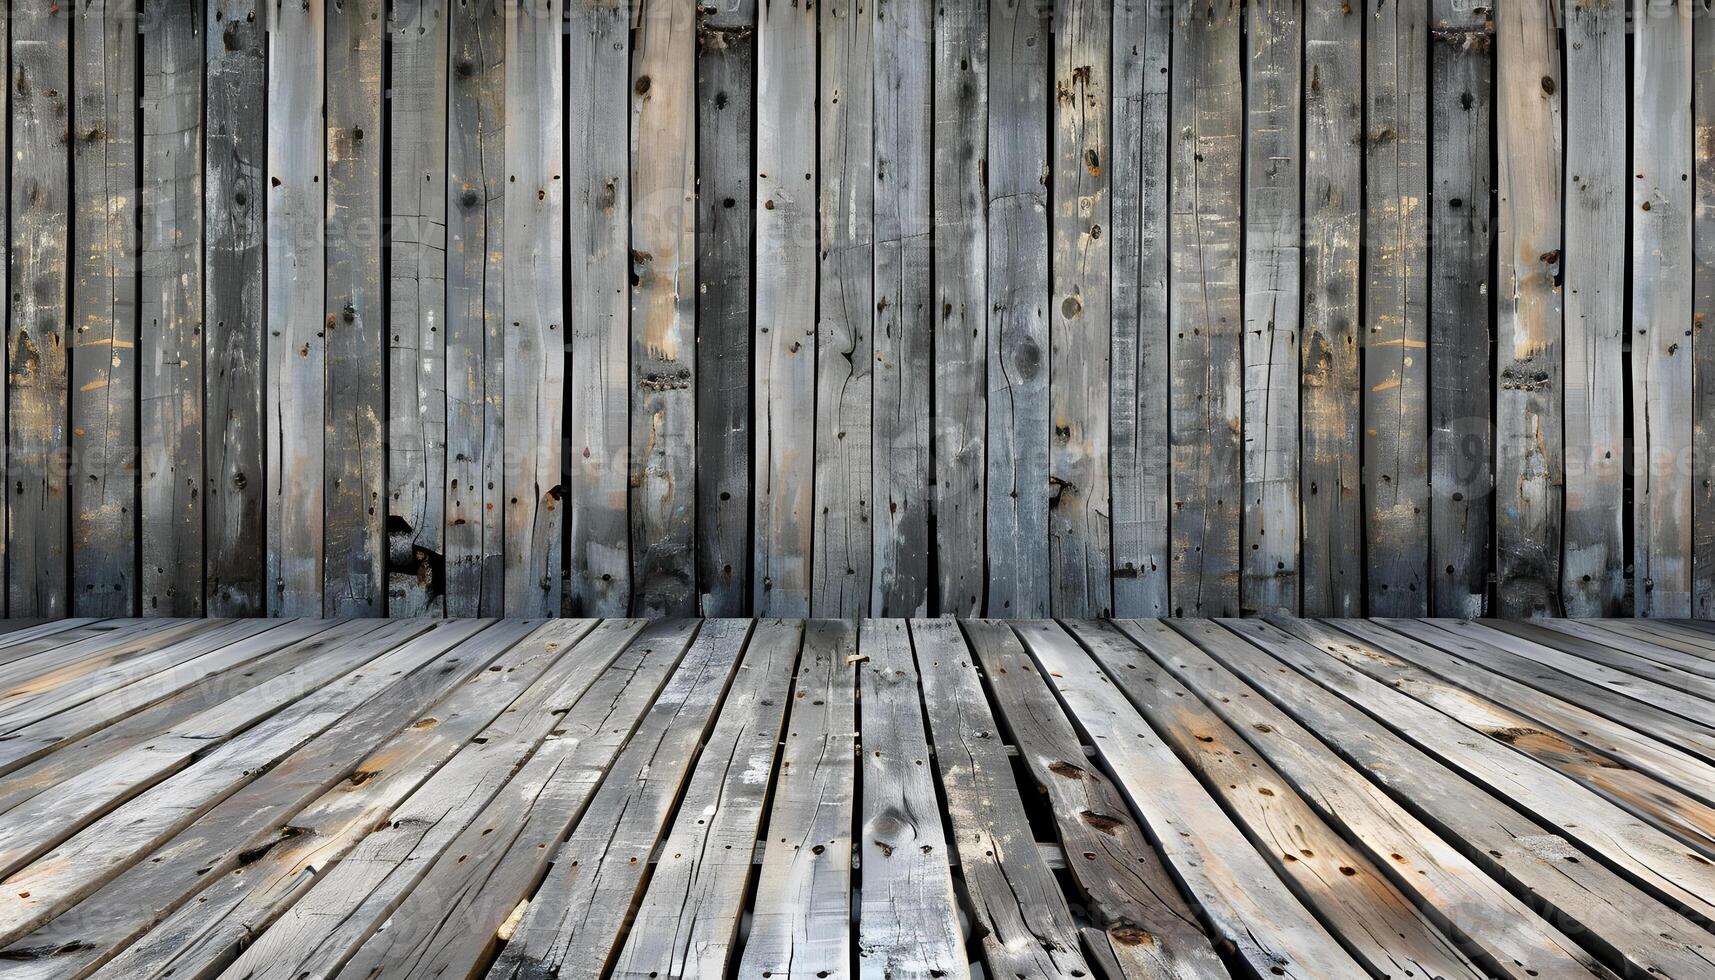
[
  {"x1": 1565, "y1": 1, "x2": 1626, "y2": 616},
  {"x1": 325, "y1": 0, "x2": 385, "y2": 616},
  {"x1": 0, "y1": 0, "x2": 10, "y2": 607},
  {"x1": 70, "y1": 0, "x2": 138, "y2": 615},
  {"x1": 141, "y1": 0, "x2": 204, "y2": 615},
  {"x1": 811, "y1": 0, "x2": 872, "y2": 618},
  {"x1": 1242, "y1": 0, "x2": 1301, "y2": 616},
  {"x1": 1108, "y1": 0, "x2": 1169, "y2": 616},
  {"x1": 1428, "y1": 1, "x2": 1492, "y2": 617},
  {"x1": 566, "y1": 0, "x2": 630, "y2": 615},
  {"x1": 752, "y1": 0, "x2": 817, "y2": 616},
  {"x1": 444, "y1": 0, "x2": 506, "y2": 616},
  {"x1": 504, "y1": 0, "x2": 563, "y2": 616},
  {"x1": 985, "y1": 0, "x2": 1049, "y2": 617},
  {"x1": 873, "y1": 0, "x2": 932, "y2": 617},
  {"x1": 205, "y1": 0, "x2": 266, "y2": 616},
  {"x1": 931, "y1": 0, "x2": 986, "y2": 617},
  {"x1": 630, "y1": 0, "x2": 697, "y2": 617},
  {"x1": 1495, "y1": 0, "x2": 1561, "y2": 617},
  {"x1": 9, "y1": 0, "x2": 72, "y2": 616},
  {"x1": 387, "y1": 0, "x2": 450, "y2": 617},
  {"x1": 1169, "y1": 0, "x2": 1241, "y2": 616},
  {"x1": 1634, "y1": 0, "x2": 1695, "y2": 617},
  {"x1": 266, "y1": 0, "x2": 326, "y2": 616},
  {"x1": 693, "y1": 0, "x2": 753, "y2": 616},
  {"x1": 1048, "y1": 0, "x2": 1110, "y2": 617},
  {"x1": 1300, "y1": 0, "x2": 1363, "y2": 616},
  {"x1": 1363, "y1": 0, "x2": 1430, "y2": 614},
  {"x1": 1693, "y1": 0, "x2": 1715, "y2": 618}
]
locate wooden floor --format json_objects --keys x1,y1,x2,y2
[{"x1": 0, "y1": 619, "x2": 1710, "y2": 979}]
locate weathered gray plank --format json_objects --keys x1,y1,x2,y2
[
  {"x1": 965, "y1": 620, "x2": 1227, "y2": 977},
  {"x1": 984, "y1": 0, "x2": 1049, "y2": 618},
  {"x1": 737, "y1": 620, "x2": 856, "y2": 979},
  {"x1": 0, "y1": 0, "x2": 9, "y2": 607},
  {"x1": 1012, "y1": 620, "x2": 1362, "y2": 976},
  {"x1": 1487, "y1": 617, "x2": 1715, "y2": 706},
  {"x1": 1364, "y1": 0, "x2": 1431, "y2": 615},
  {"x1": 444, "y1": 0, "x2": 506, "y2": 617},
  {"x1": 0, "y1": 619, "x2": 206, "y2": 704},
  {"x1": 1221, "y1": 616, "x2": 1715, "y2": 978},
  {"x1": 489, "y1": 620, "x2": 748, "y2": 978},
  {"x1": 3, "y1": 620, "x2": 580, "y2": 979},
  {"x1": 751, "y1": 0, "x2": 817, "y2": 616},
  {"x1": 630, "y1": 0, "x2": 698, "y2": 618},
  {"x1": 1157, "y1": 619, "x2": 1610, "y2": 978},
  {"x1": 1109, "y1": 0, "x2": 1169, "y2": 618},
  {"x1": 1428, "y1": 1, "x2": 1492, "y2": 617},
  {"x1": 140, "y1": 1, "x2": 203, "y2": 616},
  {"x1": 1299, "y1": 0, "x2": 1363, "y2": 617},
  {"x1": 324, "y1": 0, "x2": 385, "y2": 616},
  {"x1": 1700, "y1": 1, "x2": 1715, "y2": 620},
  {"x1": 609, "y1": 620, "x2": 801, "y2": 979},
  {"x1": 205, "y1": 0, "x2": 267, "y2": 617},
  {"x1": 1048, "y1": 0, "x2": 1110, "y2": 617},
  {"x1": 931, "y1": 0, "x2": 986, "y2": 617},
  {"x1": 910, "y1": 619, "x2": 1090, "y2": 977},
  {"x1": 215, "y1": 620, "x2": 687, "y2": 980},
  {"x1": 71, "y1": 0, "x2": 138, "y2": 616},
  {"x1": 1330, "y1": 618, "x2": 1715, "y2": 851},
  {"x1": 856, "y1": 620, "x2": 964, "y2": 978},
  {"x1": 1169, "y1": 0, "x2": 1241, "y2": 617},
  {"x1": 388, "y1": 0, "x2": 451, "y2": 617},
  {"x1": 89, "y1": 621, "x2": 609, "y2": 980},
  {"x1": 1494, "y1": 0, "x2": 1562, "y2": 617},
  {"x1": 265, "y1": 0, "x2": 326, "y2": 616},
  {"x1": 811, "y1": 0, "x2": 873, "y2": 618},
  {"x1": 565, "y1": 0, "x2": 629, "y2": 617},
  {"x1": 872, "y1": 0, "x2": 932, "y2": 618},
  {"x1": 1259, "y1": 618, "x2": 1715, "y2": 926},
  {"x1": 693, "y1": 0, "x2": 753, "y2": 617},
  {"x1": 502, "y1": 0, "x2": 563, "y2": 616},
  {"x1": 1241, "y1": 0, "x2": 1300, "y2": 617},
  {"x1": 1101, "y1": 619, "x2": 1560, "y2": 978},
  {"x1": 1635, "y1": 0, "x2": 1695, "y2": 617},
  {"x1": 0, "y1": 620, "x2": 540, "y2": 965},
  {"x1": 9, "y1": 0, "x2": 72, "y2": 616},
  {"x1": 1564, "y1": 0, "x2": 1627, "y2": 616}
]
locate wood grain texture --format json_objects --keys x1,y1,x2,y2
[
  {"x1": 872, "y1": 0, "x2": 932, "y2": 618},
  {"x1": 444, "y1": 0, "x2": 506, "y2": 617},
  {"x1": 70, "y1": 0, "x2": 138, "y2": 616},
  {"x1": 566, "y1": 0, "x2": 630, "y2": 618},
  {"x1": 812, "y1": 0, "x2": 874, "y2": 618},
  {"x1": 1241, "y1": 0, "x2": 1300, "y2": 617},
  {"x1": 9, "y1": 0, "x2": 72, "y2": 616},
  {"x1": 1109, "y1": 0, "x2": 1170, "y2": 617},
  {"x1": 694, "y1": 0, "x2": 754, "y2": 616},
  {"x1": 205, "y1": 0, "x2": 267, "y2": 616},
  {"x1": 1698, "y1": 2, "x2": 1715, "y2": 620},
  {"x1": 1634, "y1": 0, "x2": 1695, "y2": 618},
  {"x1": 1169, "y1": 0, "x2": 1241, "y2": 617},
  {"x1": 140, "y1": 2, "x2": 203, "y2": 616},
  {"x1": 1364, "y1": 0, "x2": 1431, "y2": 615},
  {"x1": 985, "y1": 0, "x2": 1051, "y2": 618},
  {"x1": 1299, "y1": 0, "x2": 1363, "y2": 617},
  {"x1": 1428, "y1": 0, "x2": 1492, "y2": 617},
  {"x1": 1048, "y1": 0, "x2": 1110, "y2": 617},
  {"x1": 931, "y1": 0, "x2": 986, "y2": 618},
  {"x1": 265, "y1": 0, "x2": 326, "y2": 616},
  {"x1": 1495, "y1": 0, "x2": 1562, "y2": 617},
  {"x1": 751, "y1": 0, "x2": 817, "y2": 616},
  {"x1": 503, "y1": 0, "x2": 563, "y2": 616},
  {"x1": 1566, "y1": 0, "x2": 1627, "y2": 616},
  {"x1": 630, "y1": 0, "x2": 698, "y2": 618},
  {"x1": 387, "y1": 0, "x2": 450, "y2": 617}
]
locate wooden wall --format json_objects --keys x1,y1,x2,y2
[{"x1": 0, "y1": 0, "x2": 1708, "y2": 618}]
